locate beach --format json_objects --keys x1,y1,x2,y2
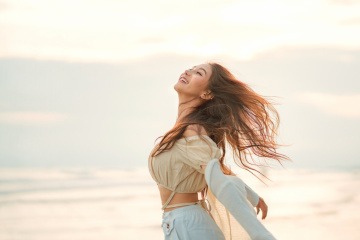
[{"x1": 0, "y1": 166, "x2": 359, "y2": 240}]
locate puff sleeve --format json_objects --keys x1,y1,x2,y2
[{"x1": 175, "y1": 136, "x2": 222, "y2": 174}]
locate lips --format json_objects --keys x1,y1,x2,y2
[{"x1": 179, "y1": 77, "x2": 189, "y2": 84}]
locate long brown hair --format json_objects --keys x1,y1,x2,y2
[{"x1": 151, "y1": 62, "x2": 290, "y2": 179}]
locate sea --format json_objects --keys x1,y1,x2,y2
[{"x1": 0, "y1": 166, "x2": 359, "y2": 240}]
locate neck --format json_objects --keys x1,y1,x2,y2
[{"x1": 176, "y1": 95, "x2": 201, "y2": 123}]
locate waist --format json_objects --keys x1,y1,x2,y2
[
  {"x1": 159, "y1": 186, "x2": 199, "y2": 212},
  {"x1": 162, "y1": 193, "x2": 199, "y2": 212},
  {"x1": 162, "y1": 203, "x2": 205, "y2": 218}
]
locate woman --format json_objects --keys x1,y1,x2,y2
[{"x1": 148, "y1": 62, "x2": 288, "y2": 240}]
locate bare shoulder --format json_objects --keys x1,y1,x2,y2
[{"x1": 183, "y1": 124, "x2": 208, "y2": 137}]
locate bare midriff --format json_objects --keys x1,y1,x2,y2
[{"x1": 158, "y1": 185, "x2": 199, "y2": 212}]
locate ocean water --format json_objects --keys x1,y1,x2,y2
[{"x1": 0, "y1": 166, "x2": 359, "y2": 240}]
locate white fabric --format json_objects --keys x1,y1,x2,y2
[
  {"x1": 244, "y1": 182, "x2": 260, "y2": 207},
  {"x1": 206, "y1": 188, "x2": 252, "y2": 240},
  {"x1": 205, "y1": 159, "x2": 277, "y2": 240}
]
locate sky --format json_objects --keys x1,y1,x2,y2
[{"x1": 0, "y1": 0, "x2": 359, "y2": 170}]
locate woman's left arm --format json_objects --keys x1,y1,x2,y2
[
  {"x1": 202, "y1": 165, "x2": 269, "y2": 220},
  {"x1": 204, "y1": 159, "x2": 276, "y2": 240},
  {"x1": 243, "y1": 182, "x2": 268, "y2": 219},
  {"x1": 229, "y1": 170, "x2": 268, "y2": 220}
]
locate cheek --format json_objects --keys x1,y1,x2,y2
[{"x1": 192, "y1": 77, "x2": 208, "y2": 91}]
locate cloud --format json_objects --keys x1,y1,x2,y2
[
  {"x1": 297, "y1": 92, "x2": 360, "y2": 118},
  {"x1": 329, "y1": 0, "x2": 360, "y2": 5},
  {"x1": 0, "y1": 0, "x2": 360, "y2": 62},
  {"x1": 0, "y1": 1, "x2": 7, "y2": 11},
  {"x1": 339, "y1": 17, "x2": 360, "y2": 26},
  {"x1": 0, "y1": 111, "x2": 68, "y2": 124},
  {"x1": 0, "y1": 53, "x2": 358, "y2": 168}
]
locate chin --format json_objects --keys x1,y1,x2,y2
[{"x1": 173, "y1": 83, "x2": 181, "y2": 93}]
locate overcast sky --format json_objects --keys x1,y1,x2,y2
[{"x1": 0, "y1": 0, "x2": 359, "y2": 170}]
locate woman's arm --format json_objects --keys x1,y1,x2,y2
[
  {"x1": 205, "y1": 159, "x2": 276, "y2": 240},
  {"x1": 203, "y1": 166, "x2": 268, "y2": 220},
  {"x1": 228, "y1": 169, "x2": 260, "y2": 207},
  {"x1": 244, "y1": 183, "x2": 260, "y2": 206},
  {"x1": 244, "y1": 181, "x2": 268, "y2": 220}
]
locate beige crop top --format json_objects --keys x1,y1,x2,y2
[{"x1": 148, "y1": 135, "x2": 221, "y2": 210}]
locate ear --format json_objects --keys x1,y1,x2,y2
[{"x1": 200, "y1": 91, "x2": 214, "y2": 100}]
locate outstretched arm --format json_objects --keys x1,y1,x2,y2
[
  {"x1": 204, "y1": 159, "x2": 276, "y2": 240},
  {"x1": 244, "y1": 183, "x2": 268, "y2": 220},
  {"x1": 204, "y1": 166, "x2": 269, "y2": 220},
  {"x1": 243, "y1": 182, "x2": 259, "y2": 206}
]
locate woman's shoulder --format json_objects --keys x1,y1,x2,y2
[
  {"x1": 177, "y1": 124, "x2": 219, "y2": 148},
  {"x1": 183, "y1": 124, "x2": 208, "y2": 138}
]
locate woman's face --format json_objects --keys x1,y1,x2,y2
[{"x1": 174, "y1": 63, "x2": 212, "y2": 99}]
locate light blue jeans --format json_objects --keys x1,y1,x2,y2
[{"x1": 161, "y1": 204, "x2": 225, "y2": 240}]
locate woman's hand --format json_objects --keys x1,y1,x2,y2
[{"x1": 256, "y1": 197, "x2": 268, "y2": 220}]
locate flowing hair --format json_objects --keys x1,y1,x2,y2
[{"x1": 151, "y1": 62, "x2": 290, "y2": 179}]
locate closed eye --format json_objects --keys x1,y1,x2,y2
[{"x1": 197, "y1": 71, "x2": 202, "y2": 76}]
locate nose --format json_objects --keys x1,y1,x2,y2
[{"x1": 185, "y1": 69, "x2": 191, "y2": 75}]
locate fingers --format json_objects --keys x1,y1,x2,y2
[
  {"x1": 261, "y1": 204, "x2": 268, "y2": 219},
  {"x1": 256, "y1": 197, "x2": 268, "y2": 220}
]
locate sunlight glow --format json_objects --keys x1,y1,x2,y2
[
  {"x1": 1, "y1": 0, "x2": 359, "y2": 62},
  {"x1": 297, "y1": 92, "x2": 360, "y2": 118}
]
